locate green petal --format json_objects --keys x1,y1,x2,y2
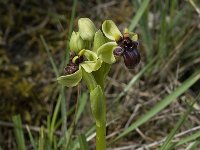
[
  {"x1": 83, "y1": 50, "x2": 98, "y2": 61},
  {"x1": 93, "y1": 30, "x2": 106, "y2": 53},
  {"x1": 90, "y1": 85, "x2": 104, "y2": 126},
  {"x1": 78, "y1": 18, "x2": 96, "y2": 41},
  {"x1": 57, "y1": 67, "x2": 82, "y2": 87},
  {"x1": 80, "y1": 59, "x2": 102, "y2": 73},
  {"x1": 97, "y1": 42, "x2": 117, "y2": 64},
  {"x1": 102, "y1": 20, "x2": 122, "y2": 41},
  {"x1": 69, "y1": 31, "x2": 86, "y2": 53},
  {"x1": 129, "y1": 32, "x2": 138, "y2": 41}
]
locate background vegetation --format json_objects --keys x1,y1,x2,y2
[{"x1": 0, "y1": 0, "x2": 200, "y2": 149}]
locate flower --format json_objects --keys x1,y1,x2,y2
[
  {"x1": 97, "y1": 20, "x2": 141, "y2": 69},
  {"x1": 57, "y1": 18, "x2": 104, "y2": 87},
  {"x1": 57, "y1": 49, "x2": 102, "y2": 87}
]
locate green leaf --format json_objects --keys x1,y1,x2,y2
[
  {"x1": 93, "y1": 30, "x2": 107, "y2": 53},
  {"x1": 102, "y1": 20, "x2": 122, "y2": 41},
  {"x1": 80, "y1": 59, "x2": 102, "y2": 73},
  {"x1": 78, "y1": 18, "x2": 96, "y2": 41},
  {"x1": 57, "y1": 67, "x2": 82, "y2": 87},
  {"x1": 69, "y1": 31, "x2": 86, "y2": 53},
  {"x1": 90, "y1": 85, "x2": 104, "y2": 126},
  {"x1": 97, "y1": 42, "x2": 117, "y2": 64}
]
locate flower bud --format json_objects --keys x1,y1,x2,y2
[
  {"x1": 78, "y1": 18, "x2": 96, "y2": 41},
  {"x1": 69, "y1": 31, "x2": 86, "y2": 53}
]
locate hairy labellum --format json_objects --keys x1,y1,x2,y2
[
  {"x1": 123, "y1": 46, "x2": 140, "y2": 69},
  {"x1": 64, "y1": 55, "x2": 84, "y2": 75},
  {"x1": 64, "y1": 63, "x2": 79, "y2": 75},
  {"x1": 116, "y1": 36, "x2": 140, "y2": 69}
]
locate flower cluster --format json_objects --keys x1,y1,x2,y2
[{"x1": 57, "y1": 18, "x2": 140, "y2": 87}]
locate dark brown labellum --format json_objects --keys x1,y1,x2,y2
[
  {"x1": 63, "y1": 54, "x2": 85, "y2": 75},
  {"x1": 122, "y1": 47, "x2": 140, "y2": 69},
  {"x1": 64, "y1": 63, "x2": 79, "y2": 75},
  {"x1": 116, "y1": 36, "x2": 140, "y2": 69}
]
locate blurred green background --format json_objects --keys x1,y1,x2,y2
[{"x1": 0, "y1": 0, "x2": 200, "y2": 149}]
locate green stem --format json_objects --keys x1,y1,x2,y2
[
  {"x1": 82, "y1": 69, "x2": 106, "y2": 150},
  {"x1": 95, "y1": 67, "x2": 107, "y2": 150},
  {"x1": 96, "y1": 95, "x2": 106, "y2": 150}
]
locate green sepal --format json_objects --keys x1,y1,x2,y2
[
  {"x1": 78, "y1": 18, "x2": 96, "y2": 41},
  {"x1": 69, "y1": 31, "x2": 86, "y2": 53},
  {"x1": 102, "y1": 20, "x2": 122, "y2": 41},
  {"x1": 90, "y1": 85, "x2": 104, "y2": 126},
  {"x1": 97, "y1": 42, "x2": 117, "y2": 64},
  {"x1": 57, "y1": 66, "x2": 82, "y2": 87},
  {"x1": 93, "y1": 30, "x2": 106, "y2": 53},
  {"x1": 81, "y1": 59, "x2": 102, "y2": 73}
]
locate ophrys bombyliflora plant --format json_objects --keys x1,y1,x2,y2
[{"x1": 57, "y1": 18, "x2": 140, "y2": 150}]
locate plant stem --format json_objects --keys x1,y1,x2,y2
[
  {"x1": 96, "y1": 95, "x2": 106, "y2": 150},
  {"x1": 82, "y1": 69, "x2": 106, "y2": 150},
  {"x1": 96, "y1": 70, "x2": 107, "y2": 150}
]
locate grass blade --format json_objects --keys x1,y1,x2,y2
[
  {"x1": 110, "y1": 69, "x2": 200, "y2": 144},
  {"x1": 78, "y1": 134, "x2": 89, "y2": 150},
  {"x1": 26, "y1": 125, "x2": 37, "y2": 150},
  {"x1": 76, "y1": 92, "x2": 88, "y2": 123},
  {"x1": 158, "y1": 1, "x2": 168, "y2": 59},
  {"x1": 38, "y1": 127, "x2": 45, "y2": 150},
  {"x1": 186, "y1": 140, "x2": 200, "y2": 150},
  {"x1": 140, "y1": 9, "x2": 153, "y2": 62},
  {"x1": 49, "y1": 95, "x2": 62, "y2": 145},
  {"x1": 174, "y1": 130, "x2": 200, "y2": 148},
  {"x1": 160, "y1": 97, "x2": 197, "y2": 150},
  {"x1": 129, "y1": 0, "x2": 150, "y2": 31},
  {"x1": 12, "y1": 115, "x2": 26, "y2": 150},
  {"x1": 40, "y1": 35, "x2": 59, "y2": 77}
]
